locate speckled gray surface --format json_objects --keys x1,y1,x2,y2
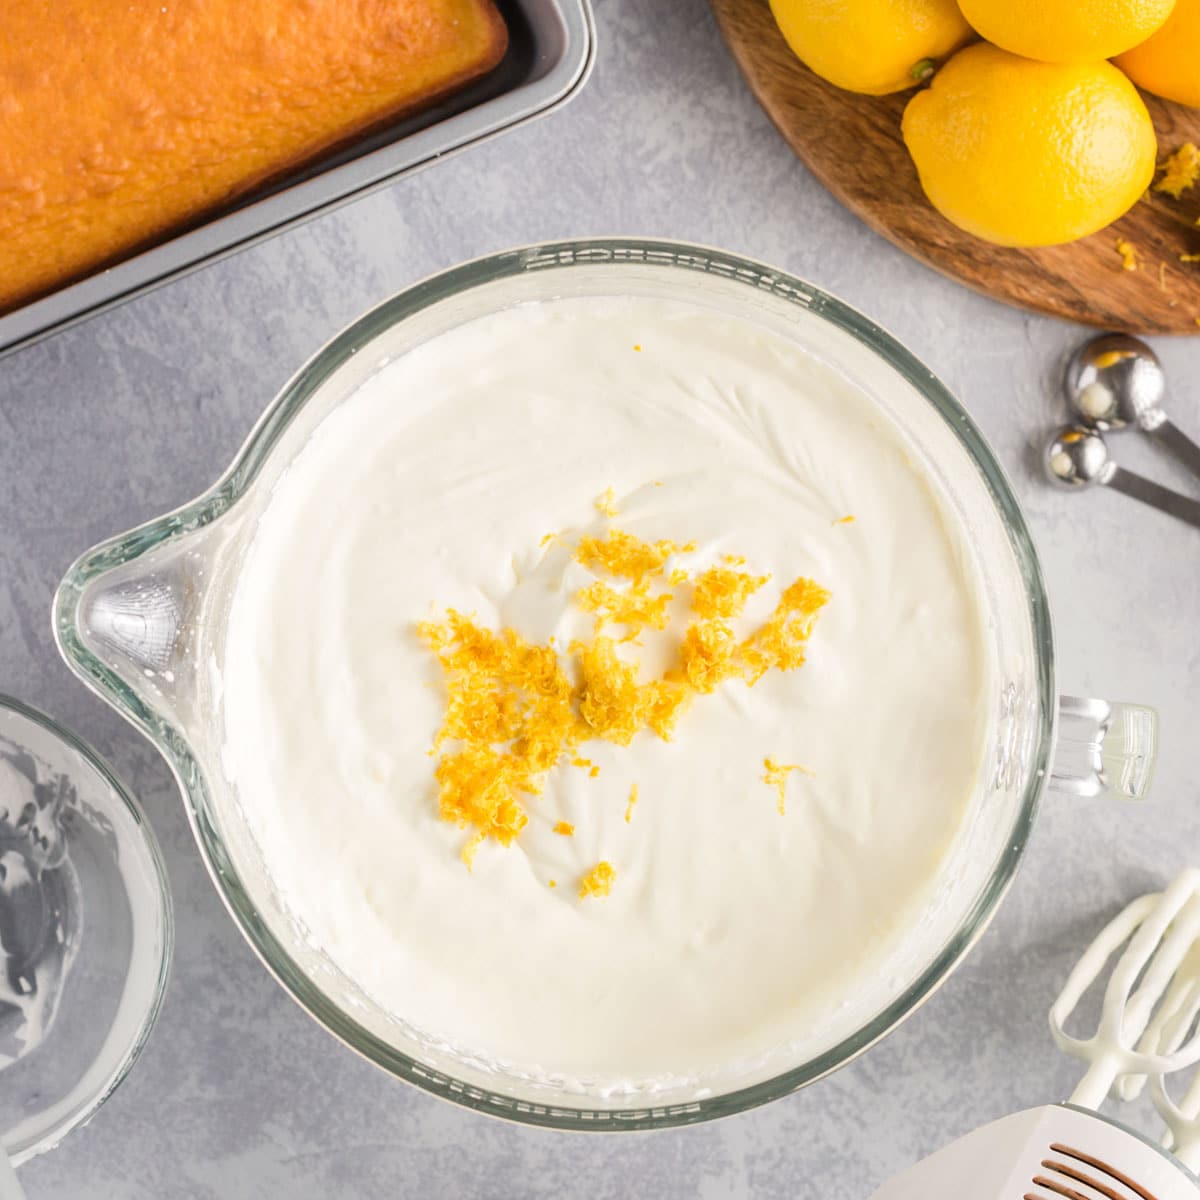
[{"x1": 3, "y1": 1, "x2": 1199, "y2": 1195}]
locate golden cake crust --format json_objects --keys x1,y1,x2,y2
[{"x1": 0, "y1": 0, "x2": 508, "y2": 312}]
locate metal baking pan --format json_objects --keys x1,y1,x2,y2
[{"x1": 0, "y1": 0, "x2": 594, "y2": 360}]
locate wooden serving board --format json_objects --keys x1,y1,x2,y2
[{"x1": 711, "y1": 0, "x2": 1200, "y2": 334}]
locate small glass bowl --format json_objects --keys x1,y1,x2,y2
[{"x1": 0, "y1": 694, "x2": 172, "y2": 1165}]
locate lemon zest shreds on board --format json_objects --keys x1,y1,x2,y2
[
  {"x1": 690, "y1": 566, "x2": 770, "y2": 620},
  {"x1": 763, "y1": 756, "x2": 814, "y2": 816},
  {"x1": 1155, "y1": 144, "x2": 1200, "y2": 200},
  {"x1": 548, "y1": 879, "x2": 557, "y2": 888},
  {"x1": 579, "y1": 861, "x2": 616, "y2": 900},
  {"x1": 419, "y1": 523, "x2": 830, "y2": 863},
  {"x1": 553, "y1": 820, "x2": 575, "y2": 836},
  {"x1": 625, "y1": 784, "x2": 638, "y2": 823},
  {"x1": 1116, "y1": 239, "x2": 1139, "y2": 272},
  {"x1": 596, "y1": 487, "x2": 620, "y2": 517},
  {"x1": 1181, "y1": 254, "x2": 1200, "y2": 264},
  {"x1": 836, "y1": 514, "x2": 855, "y2": 525}
]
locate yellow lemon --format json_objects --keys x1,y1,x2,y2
[
  {"x1": 1115, "y1": 0, "x2": 1200, "y2": 108},
  {"x1": 902, "y1": 44, "x2": 1157, "y2": 247},
  {"x1": 768, "y1": 0, "x2": 973, "y2": 95},
  {"x1": 957, "y1": 0, "x2": 1175, "y2": 62}
]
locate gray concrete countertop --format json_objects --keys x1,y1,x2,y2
[{"x1": 4, "y1": 2, "x2": 1198, "y2": 1196}]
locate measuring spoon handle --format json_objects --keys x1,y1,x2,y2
[
  {"x1": 1152, "y1": 418, "x2": 1200, "y2": 484},
  {"x1": 1108, "y1": 466, "x2": 1200, "y2": 529}
]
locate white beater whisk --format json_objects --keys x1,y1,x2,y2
[
  {"x1": 872, "y1": 870, "x2": 1200, "y2": 1200},
  {"x1": 1050, "y1": 868, "x2": 1200, "y2": 1109}
]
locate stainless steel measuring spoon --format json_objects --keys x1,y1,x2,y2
[
  {"x1": 1046, "y1": 425, "x2": 1200, "y2": 530},
  {"x1": 1065, "y1": 333, "x2": 1200, "y2": 482}
]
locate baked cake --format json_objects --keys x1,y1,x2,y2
[{"x1": 0, "y1": 0, "x2": 508, "y2": 312}]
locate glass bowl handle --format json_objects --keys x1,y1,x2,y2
[{"x1": 1050, "y1": 696, "x2": 1158, "y2": 801}]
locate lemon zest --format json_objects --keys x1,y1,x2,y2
[
  {"x1": 625, "y1": 783, "x2": 638, "y2": 824},
  {"x1": 419, "y1": 525, "x2": 829, "y2": 862},
  {"x1": 763, "y1": 756, "x2": 814, "y2": 816},
  {"x1": 1116, "y1": 239, "x2": 1139, "y2": 272},
  {"x1": 1155, "y1": 144, "x2": 1200, "y2": 200},
  {"x1": 691, "y1": 566, "x2": 770, "y2": 620},
  {"x1": 461, "y1": 829, "x2": 486, "y2": 869},
  {"x1": 740, "y1": 578, "x2": 832, "y2": 684},
  {"x1": 596, "y1": 487, "x2": 620, "y2": 518},
  {"x1": 575, "y1": 528, "x2": 683, "y2": 587},
  {"x1": 576, "y1": 578, "x2": 673, "y2": 637},
  {"x1": 579, "y1": 861, "x2": 616, "y2": 900},
  {"x1": 678, "y1": 618, "x2": 742, "y2": 695}
]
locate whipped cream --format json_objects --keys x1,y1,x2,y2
[{"x1": 222, "y1": 295, "x2": 992, "y2": 1086}]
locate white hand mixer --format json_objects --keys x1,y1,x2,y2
[{"x1": 874, "y1": 869, "x2": 1200, "y2": 1200}]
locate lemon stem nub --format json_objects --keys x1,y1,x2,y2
[{"x1": 910, "y1": 58, "x2": 937, "y2": 83}]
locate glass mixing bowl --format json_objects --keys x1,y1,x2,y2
[
  {"x1": 52, "y1": 239, "x2": 1155, "y2": 1129},
  {"x1": 0, "y1": 694, "x2": 172, "y2": 1165}
]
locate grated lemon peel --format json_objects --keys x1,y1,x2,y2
[
  {"x1": 763, "y1": 756, "x2": 814, "y2": 816},
  {"x1": 596, "y1": 487, "x2": 620, "y2": 518},
  {"x1": 1155, "y1": 144, "x2": 1200, "y2": 200},
  {"x1": 418, "y1": 524, "x2": 830, "y2": 875},
  {"x1": 579, "y1": 861, "x2": 616, "y2": 900},
  {"x1": 691, "y1": 566, "x2": 770, "y2": 620}
]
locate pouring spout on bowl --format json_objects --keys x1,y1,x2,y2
[{"x1": 53, "y1": 510, "x2": 233, "y2": 741}]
